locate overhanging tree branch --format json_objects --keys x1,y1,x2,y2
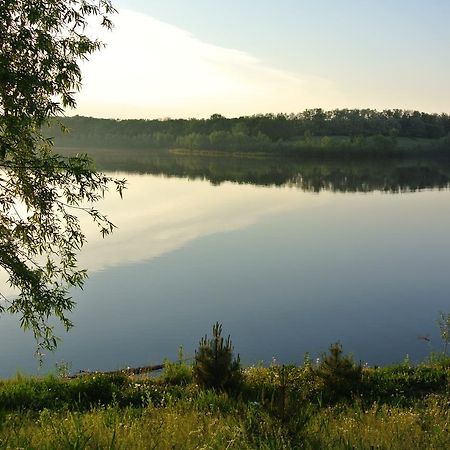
[{"x1": 0, "y1": 1, "x2": 125, "y2": 353}]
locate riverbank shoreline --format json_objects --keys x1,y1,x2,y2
[{"x1": 0, "y1": 354, "x2": 448, "y2": 448}]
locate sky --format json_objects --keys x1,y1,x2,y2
[{"x1": 73, "y1": 0, "x2": 450, "y2": 119}]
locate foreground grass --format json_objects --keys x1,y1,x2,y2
[
  {"x1": 0, "y1": 359, "x2": 448, "y2": 449},
  {"x1": 0, "y1": 395, "x2": 448, "y2": 449}
]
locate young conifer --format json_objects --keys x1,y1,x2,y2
[
  {"x1": 316, "y1": 342, "x2": 362, "y2": 402},
  {"x1": 193, "y1": 322, "x2": 242, "y2": 392}
]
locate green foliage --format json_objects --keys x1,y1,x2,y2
[
  {"x1": 316, "y1": 342, "x2": 362, "y2": 402},
  {"x1": 360, "y1": 364, "x2": 449, "y2": 405},
  {"x1": 0, "y1": 358, "x2": 445, "y2": 415},
  {"x1": 0, "y1": 355, "x2": 448, "y2": 449},
  {"x1": 0, "y1": 377, "x2": 448, "y2": 449},
  {"x1": 437, "y1": 311, "x2": 450, "y2": 355},
  {"x1": 0, "y1": 373, "x2": 128, "y2": 411},
  {"x1": 0, "y1": 1, "x2": 125, "y2": 352},
  {"x1": 162, "y1": 347, "x2": 193, "y2": 386},
  {"x1": 242, "y1": 364, "x2": 321, "y2": 408},
  {"x1": 49, "y1": 109, "x2": 450, "y2": 155},
  {"x1": 163, "y1": 362, "x2": 193, "y2": 386},
  {"x1": 193, "y1": 322, "x2": 242, "y2": 392},
  {"x1": 308, "y1": 396, "x2": 450, "y2": 450}
]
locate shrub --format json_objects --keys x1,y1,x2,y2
[
  {"x1": 316, "y1": 342, "x2": 362, "y2": 402},
  {"x1": 163, "y1": 347, "x2": 193, "y2": 386},
  {"x1": 360, "y1": 364, "x2": 450, "y2": 404},
  {"x1": 437, "y1": 311, "x2": 450, "y2": 355},
  {"x1": 193, "y1": 322, "x2": 242, "y2": 392}
]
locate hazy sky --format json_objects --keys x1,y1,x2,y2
[{"x1": 74, "y1": 0, "x2": 450, "y2": 119}]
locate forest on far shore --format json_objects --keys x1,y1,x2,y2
[{"x1": 48, "y1": 109, "x2": 450, "y2": 156}]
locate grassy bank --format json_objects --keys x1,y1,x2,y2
[{"x1": 0, "y1": 356, "x2": 448, "y2": 449}]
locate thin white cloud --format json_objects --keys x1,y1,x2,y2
[{"x1": 74, "y1": 9, "x2": 346, "y2": 118}]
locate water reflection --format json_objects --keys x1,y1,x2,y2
[
  {"x1": 78, "y1": 175, "x2": 324, "y2": 273},
  {"x1": 61, "y1": 147, "x2": 450, "y2": 192}
]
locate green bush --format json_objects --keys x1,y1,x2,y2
[
  {"x1": 193, "y1": 322, "x2": 242, "y2": 392},
  {"x1": 163, "y1": 348, "x2": 193, "y2": 386},
  {"x1": 360, "y1": 364, "x2": 449, "y2": 405},
  {"x1": 315, "y1": 342, "x2": 362, "y2": 403},
  {"x1": 0, "y1": 373, "x2": 129, "y2": 411}
]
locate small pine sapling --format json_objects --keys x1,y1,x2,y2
[
  {"x1": 193, "y1": 322, "x2": 242, "y2": 392},
  {"x1": 316, "y1": 342, "x2": 362, "y2": 402}
]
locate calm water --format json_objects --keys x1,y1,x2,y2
[{"x1": 1, "y1": 152, "x2": 450, "y2": 377}]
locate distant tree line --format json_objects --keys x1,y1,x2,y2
[{"x1": 48, "y1": 109, "x2": 450, "y2": 155}]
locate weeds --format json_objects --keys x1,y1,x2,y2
[
  {"x1": 438, "y1": 312, "x2": 450, "y2": 355},
  {"x1": 163, "y1": 347, "x2": 193, "y2": 386},
  {"x1": 0, "y1": 321, "x2": 448, "y2": 448}
]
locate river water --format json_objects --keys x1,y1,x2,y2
[{"x1": 1, "y1": 151, "x2": 450, "y2": 376}]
